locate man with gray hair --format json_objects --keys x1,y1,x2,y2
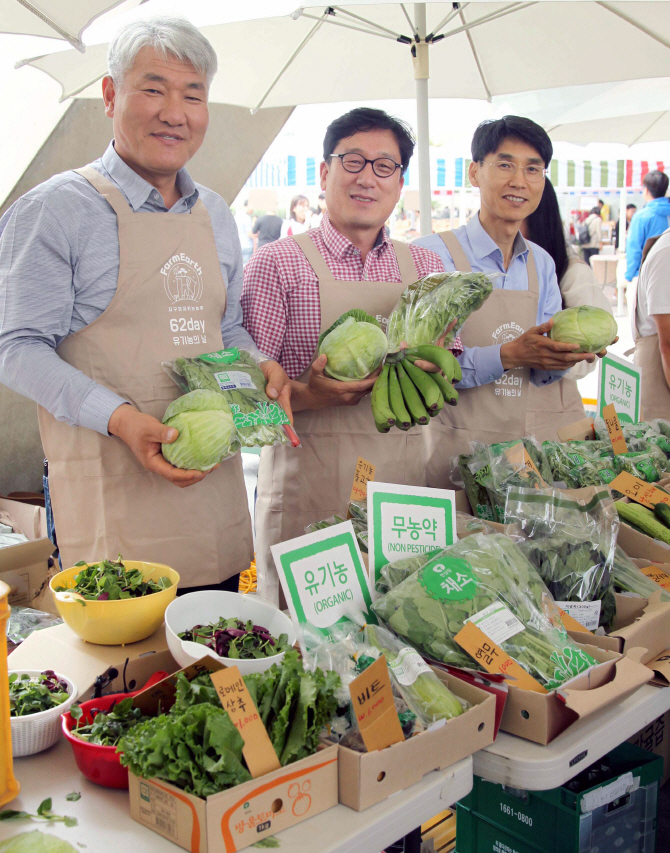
[{"x1": 0, "y1": 17, "x2": 290, "y2": 591}]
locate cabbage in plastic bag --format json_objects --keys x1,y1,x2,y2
[
  {"x1": 162, "y1": 348, "x2": 291, "y2": 448},
  {"x1": 372, "y1": 533, "x2": 597, "y2": 690},
  {"x1": 162, "y1": 389, "x2": 240, "y2": 470}
]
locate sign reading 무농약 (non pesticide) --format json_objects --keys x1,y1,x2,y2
[
  {"x1": 367, "y1": 482, "x2": 457, "y2": 598},
  {"x1": 597, "y1": 352, "x2": 641, "y2": 424},
  {"x1": 271, "y1": 521, "x2": 375, "y2": 638}
]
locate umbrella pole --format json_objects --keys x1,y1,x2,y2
[
  {"x1": 616, "y1": 186, "x2": 628, "y2": 317},
  {"x1": 413, "y1": 3, "x2": 432, "y2": 237}
]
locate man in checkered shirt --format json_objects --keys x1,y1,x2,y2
[{"x1": 242, "y1": 107, "x2": 446, "y2": 605}]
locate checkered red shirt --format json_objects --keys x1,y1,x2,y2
[{"x1": 242, "y1": 213, "x2": 457, "y2": 379}]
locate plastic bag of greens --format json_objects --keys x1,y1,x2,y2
[
  {"x1": 6, "y1": 607, "x2": 63, "y2": 645},
  {"x1": 504, "y1": 486, "x2": 618, "y2": 629},
  {"x1": 305, "y1": 514, "x2": 368, "y2": 553},
  {"x1": 564, "y1": 456, "x2": 619, "y2": 490},
  {"x1": 612, "y1": 546, "x2": 670, "y2": 602},
  {"x1": 163, "y1": 348, "x2": 298, "y2": 449},
  {"x1": 543, "y1": 440, "x2": 605, "y2": 483},
  {"x1": 613, "y1": 450, "x2": 665, "y2": 482},
  {"x1": 457, "y1": 450, "x2": 497, "y2": 521},
  {"x1": 456, "y1": 512, "x2": 497, "y2": 541},
  {"x1": 372, "y1": 533, "x2": 598, "y2": 690},
  {"x1": 386, "y1": 271, "x2": 495, "y2": 350},
  {"x1": 375, "y1": 549, "x2": 444, "y2": 596},
  {"x1": 595, "y1": 418, "x2": 670, "y2": 459}
]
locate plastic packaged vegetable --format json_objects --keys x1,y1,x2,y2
[
  {"x1": 304, "y1": 500, "x2": 368, "y2": 553},
  {"x1": 163, "y1": 348, "x2": 298, "y2": 448},
  {"x1": 504, "y1": 486, "x2": 618, "y2": 629},
  {"x1": 386, "y1": 271, "x2": 494, "y2": 350},
  {"x1": 612, "y1": 546, "x2": 670, "y2": 602},
  {"x1": 372, "y1": 533, "x2": 597, "y2": 690}
]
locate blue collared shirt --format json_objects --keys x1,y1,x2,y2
[
  {"x1": 414, "y1": 214, "x2": 564, "y2": 388},
  {"x1": 0, "y1": 142, "x2": 262, "y2": 435}
]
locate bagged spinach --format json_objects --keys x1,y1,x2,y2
[
  {"x1": 542, "y1": 440, "x2": 617, "y2": 490},
  {"x1": 504, "y1": 486, "x2": 618, "y2": 629},
  {"x1": 372, "y1": 533, "x2": 597, "y2": 690},
  {"x1": 304, "y1": 500, "x2": 369, "y2": 552},
  {"x1": 386, "y1": 271, "x2": 494, "y2": 350},
  {"x1": 613, "y1": 449, "x2": 666, "y2": 482},
  {"x1": 163, "y1": 348, "x2": 296, "y2": 448}
]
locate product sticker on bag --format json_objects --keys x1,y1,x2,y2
[
  {"x1": 555, "y1": 600, "x2": 602, "y2": 631},
  {"x1": 387, "y1": 646, "x2": 433, "y2": 686},
  {"x1": 229, "y1": 400, "x2": 290, "y2": 427},
  {"x1": 420, "y1": 556, "x2": 477, "y2": 601},
  {"x1": 465, "y1": 601, "x2": 525, "y2": 645},
  {"x1": 213, "y1": 370, "x2": 257, "y2": 392}
]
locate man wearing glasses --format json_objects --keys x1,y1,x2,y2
[
  {"x1": 415, "y1": 116, "x2": 601, "y2": 488},
  {"x1": 242, "y1": 107, "x2": 444, "y2": 605}
]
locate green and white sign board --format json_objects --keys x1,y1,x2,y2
[
  {"x1": 368, "y1": 482, "x2": 457, "y2": 599},
  {"x1": 271, "y1": 521, "x2": 375, "y2": 637},
  {"x1": 597, "y1": 352, "x2": 641, "y2": 424}
]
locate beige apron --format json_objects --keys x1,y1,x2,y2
[
  {"x1": 525, "y1": 255, "x2": 586, "y2": 440},
  {"x1": 424, "y1": 231, "x2": 538, "y2": 488},
  {"x1": 37, "y1": 166, "x2": 253, "y2": 586},
  {"x1": 630, "y1": 256, "x2": 670, "y2": 420},
  {"x1": 255, "y1": 233, "x2": 422, "y2": 606}
]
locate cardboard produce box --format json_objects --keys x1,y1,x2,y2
[
  {"x1": 500, "y1": 643, "x2": 652, "y2": 744},
  {"x1": 337, "y1": 668, "x2": 496, "y2": 811},
  {"x1": 128, "y1": 658, "x2": 339, "y2": 853},
  {"x1": 8, "y1": 621, "x2": 177, "y2": 700},
  {"x1": 0, "y1": 497, "x2": 54, "y2": 608}
]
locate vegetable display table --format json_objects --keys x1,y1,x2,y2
[
  {"x1": 6, "y1": 739, "x2": 473, "y2": 853},
  {"x1": 473, "y1": 684, "x2": 670, "y2": 790}
]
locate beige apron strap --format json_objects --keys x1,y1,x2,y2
[
  {"x1": 526, "y1": 245, "x2": 540, "y2": 296},
  {"x1": 291, "y1": 233, "x2": 334, "y2": 281},
  {"x1": 73, "y1": 166, "x2": 133, "y2": 218},
  {"x1": 438, "y1": 231, "x2": 472, "y2": 272},
  {"x1": 390, "y1": 239, "x2": 419, "y2": 283}
]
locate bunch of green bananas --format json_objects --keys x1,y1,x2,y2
[{"x1": 371, "y1": 345, "x2": 462, "y2": 433}]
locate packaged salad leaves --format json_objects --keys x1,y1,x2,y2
[
  {"x1": 613, "y1": 449, "x2": 666, "y2": 482},
  {"x1": 372, "y1": 533, "x2": 597, "y2": 690},
  {"x1": 613, "y1": 546, "x2": 670, "y2": 602},
  {"x1": 386, "y1": 271, "x2": 494, "y2": 350},
  {"x1": 504, "y1": 486, "x2": 618, "y2": 629},
  {"x1": 163, "y1": 348, "x2": 298, "y2": 448},
  {"x1": 542, "y1": 440, "x2": 617, "y2": 489}
]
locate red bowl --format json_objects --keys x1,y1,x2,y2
[{"x1": 61, "y1": 671, "x2": 169, "y2": 789}]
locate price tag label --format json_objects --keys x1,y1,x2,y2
[
  {"x1": 598, "y1": 352, "x2": 641, "y2": 424},
  {"x1": 608, "y1": 472, "x2": 670, "y2": 509},
  {"x1": 209, "y1": 666, "x2": 280, "y2": 778},
  {"x1": 348, "y1": 655, "x2": 405, "y2": 752},
  {"x1": 465, "y1": 601, "x2": 525, "y2": 645},
  {"x1": 454, "y1": 621, "x2": 547, "y2": 694},
  {"x1": 603, "y1": 403, "x2": 628, "y2": 455},
  {"x1": 503, "y1": 443, "x2": 547, "y2": 484},
  {"x1": 640, "y1": 565, "x2": 670, "y2": 592},
  {"x1": 272, "y1": 520, "x2": 375, "y2": 635},
  {"x1": 555, "y1": 600, "x2": 602, "y2": 632},
  {"x1": 367, "y1": 482, "x2": 457, "y2": 599},
  {"x1": 350, "y1": 457, "x2": 376, "y2": 503}
]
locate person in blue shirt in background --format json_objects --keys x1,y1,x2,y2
[
  {"x1": 415, "y1": 116, "x2": 609, "y2": 488},
  {"x1": 625, "y1": 170, "x2": 670, "y2": 285}
]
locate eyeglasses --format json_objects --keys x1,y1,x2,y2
[
  {"x1": 482, "y1": 160, "x2": 548, "y2": 183},
  {"x1": 330, "y1": 153, "x2": 402, "y2": 179}
]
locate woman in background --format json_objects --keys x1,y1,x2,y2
[
  {"x1": 521, "y1": 180, "x2": 614, "y2": 436},
  {"x1": 280, "y1": 195, "x2": 311, "y2": 238}
]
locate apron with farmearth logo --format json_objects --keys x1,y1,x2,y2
[
  {"x1": 255, "y1": 233, "x2": 423, "y2": 606},
  {"x1": 424, "y1": 231, "x2": 538, "y2": 488},
  {"x1": 37, "y1": 165, "x2": 253, "y2": 585}
]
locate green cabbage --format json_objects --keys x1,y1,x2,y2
[
  {"x1": 318, "y1": 310, "x2": 387, "y2": 381},
  {"x1": 0, "y1": 833, "x2": 78, "y2": 853},
  {"x1": 549, "y1": 306, "x2": 617, "y2": 353},
  {"x1": 161, "y1": 389, "x2": 239, "y2": 471}
]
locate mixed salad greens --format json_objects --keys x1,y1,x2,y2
[
  {"x1": 9, "y1": 671, "x2": 70, "y2": 717},
  {"x1": 69, "y1": 698, "x2": 150, "y2": 746},
  {"x1": 54, "y1": 557, "x2": 172, "y2": 601},
  {"x1": 177, "y1": 617, "x2": 291, "y2": 660}
]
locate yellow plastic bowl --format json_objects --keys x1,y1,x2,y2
[{"x1": 50, "y1": 561, "x2": 179, "y2": 645}]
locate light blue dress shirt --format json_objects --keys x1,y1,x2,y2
[
  {"x1": 414, "y1": 215, "x2": 564, "y2": 388},
  {"x1": 0, "y1": 142, "x2": 263, "y2": 436}
]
